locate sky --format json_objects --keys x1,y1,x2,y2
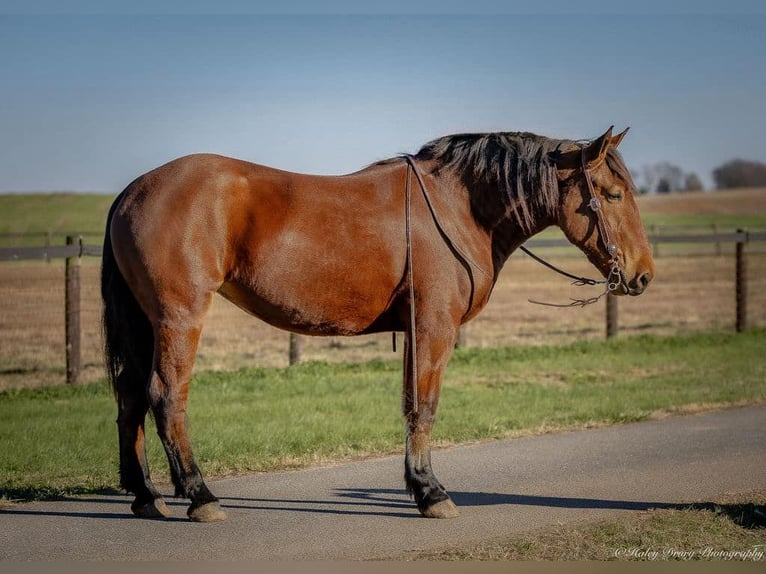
[{"x1": 1, "y1": 1, "x2": 765, "y2": 193}]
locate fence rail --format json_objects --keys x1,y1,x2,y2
[
  {"x1": 0, "y1": 241, "x2": 102, "y2": 261},
  {"x1": 3, "y1": 231, "x2": 766, "y2": 263},
  {"x1": 2, "y1": 232, "x2": 764, "y2": 384}
]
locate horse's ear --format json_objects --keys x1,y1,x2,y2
[
  {"x1": 581, "y1": 126, "x2": 613, "y2": 169},
  {"x1": 553, "y1": 126, "x2": 613, "y2": 173},
  {"x1": 610, "y1": 127, "x2": 629, "y2": 149}
]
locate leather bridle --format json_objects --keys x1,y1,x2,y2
[{"x1": 523, "y1": 144, "x2": 624, "y2": 307}]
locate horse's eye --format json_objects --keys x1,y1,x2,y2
[{"x1": 606, "y1": 188, "x2": 623, "y2": 201}]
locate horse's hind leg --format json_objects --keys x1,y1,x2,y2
[
  {"x1": 115, "y1": 368, "x2": 171, "y2": 518},
  {"x1": 403, "y1": 329, "x2": 460, "y2": 519},
  {"x1": 148, "y1": 312, "x2": 226, "y2": 523}
]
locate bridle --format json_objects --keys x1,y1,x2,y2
[
  {"x1": 397, "y1": 147, "x2": 624, "y2": 412},
  {"x1": 522, "y1": 144, "x2": 623, "y2": 308}
]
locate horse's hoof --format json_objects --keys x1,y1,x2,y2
[
  {"x1": 421, "y1": 498, "x2": 460, "y2": 519},
  {"x1": 188, "y1": 501, "x2": 227, "y2": 523},
  {"x1": 132, "y1": 498, "x2": 172, "y2": 519}
]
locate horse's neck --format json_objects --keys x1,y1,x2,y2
[
  {"x1": 490, "y1": 210, "x2": 555, "y2": 279},
  {"x1": 428, "y1": 163, "x2": 557, "y2": 280}
]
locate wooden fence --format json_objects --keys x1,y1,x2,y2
[{"x1": 1, "y1": 231, "x2": 764, "y2": 384}]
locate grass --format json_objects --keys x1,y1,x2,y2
[
  {"x1": 1, "y1": 189, "x2": 765, "y2": 249},
  {"x1": 1, "y1": 329, "x2": 764, "y2": 502},
  {"x1": 409, "y1": 490, "x2": 766, "y2": 561},
  {"x1": 637, "y1": 187, "x2": 766, "y2": 232},
  {"x1": 0, "y1": 193, "x2": 114, "y2": 246},
  {"x1": 643, "y1": 212, "x2": 766, "y2": 231}
]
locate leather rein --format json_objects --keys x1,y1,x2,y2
[
  {"x1": 397, "y1": 149, "x2": 623, "y2": 412},
  {"x1": 400, "y1": 154, "x2": 483, "y2": 413}
]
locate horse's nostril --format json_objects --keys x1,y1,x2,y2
[{"x1": 637, "y1": 271, "x2": 652, "y2": 289}]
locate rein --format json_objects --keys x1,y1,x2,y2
[
  {"x1": 404, "y1": 159, "x2": 418, "y2": 413},
  {"x1": 522, "y1": 146, "x2": 623, "y2": 308},
  {"x1": 399, "y1": 155, "x2": 484, "y2": 414},
  {"x1": 396, "y1": 148, "x2": 624, "y2": 410}
]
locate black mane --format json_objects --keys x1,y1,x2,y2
[{"x1": 414, "y1": 132, "x2": 571, "y2": 232}]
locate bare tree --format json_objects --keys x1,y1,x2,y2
[
  {"x1": 684, "y1": 172, "x2": 704, "y2": 192},
  {"x1": 642, "y1": 162, "x2": 684, "y2": 193},
  {"x1": 640, "y1": 164, "x2": 659, "y2": 194},
  {"x1": 655, "y1": 162, "x2": 684, "y2": 192}
]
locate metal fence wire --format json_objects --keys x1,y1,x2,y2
[{"x1": 0, "y1": 233, "x2": 764, "y2": 389}]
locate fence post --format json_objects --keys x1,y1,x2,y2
[
  {"x1": 606, "y1": 293, "x2": 618, "y2": 339},
  {"x1": 65, "y1": 235, "x2": 82, "y2": 384},
  {"x1": 712, "y1": 223, "x2": 721, "y2": 256},
  {"x1": 45, "y1": 231, "x2": 52, "y2": 263},
  {"x1": 735, "y1": 229, "x2": 748, "y2": 333},
  {"x1": 289, "y1": 333, "x2": 302, "y2": 365}
]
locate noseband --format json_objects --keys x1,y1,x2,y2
[{"x1": 523, "y1": 145, "x2": 623, "y2": 308}]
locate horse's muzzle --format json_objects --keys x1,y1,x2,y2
[{"x1": 626, "y1": 270, "x2": 653, "y2": 296}]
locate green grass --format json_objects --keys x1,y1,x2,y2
[
  {"x1": 2, "y1": 192, "x2": 765, "y2": 249},
  {"x1": 0, "y1": 193, "x2": 114, "y2": 246},
  {"x1": 569, "y1": 211, "x2": 763, "y2": 234},
  {"x1": 641, "y1": 212, "x2": 766, "y2": 232},
  {"x1": 512, "y1": 210, "x2": 766, "y2": 258},
  {"x1": 1, "y1": 330, "x2": 764, "y2": 502}
]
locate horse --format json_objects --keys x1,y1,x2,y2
[{"x1": 101, "y1": 126, "x2": 654, "y2": 522}]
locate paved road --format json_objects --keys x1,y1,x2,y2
[{"x1": 2, "y1": 406, "x2": 765, "y2": 560}]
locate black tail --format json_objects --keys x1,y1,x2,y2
[{"x1": 101, "y1": 191, "x2": 154, "y2": 394}]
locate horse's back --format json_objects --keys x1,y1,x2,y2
[{"x1": 109, "y1": 154, "x2": 408, "y2": 332}]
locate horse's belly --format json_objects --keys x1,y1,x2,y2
[
  {"x1": 219, "y1": 175, "x2": 405, "y2": 335},
  {"x1": 218, "y1": 270, "x2": 397, "y2": 336}
]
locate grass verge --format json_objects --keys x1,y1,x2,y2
[
  {"x1": 408, "y1": 490, "x2": 766, "y2": 561},
  {"x1": 1, "y1": 330, "x2": 764, "y2": 502}
]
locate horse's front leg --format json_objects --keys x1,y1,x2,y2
[{"x1": 403, "y1": 328, "x2": 460, "y2": 519}]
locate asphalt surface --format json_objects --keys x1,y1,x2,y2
[{"x1": 2, "y1": 405, "x2": 765, "y2": 561}]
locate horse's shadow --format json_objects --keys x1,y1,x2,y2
[
  {"x1": 2, "y1": 488, "x2": 763, "y2": 528},
  {"x1": 215, "y1": 488, "x2": 700, "y2": 519},
  {"x1": 335, "y1": 488, "x2": 679, "y2": 511}
]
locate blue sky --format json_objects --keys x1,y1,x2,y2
[{"x1": 1, "y1": 2, "x2": 765, "y2": 192}]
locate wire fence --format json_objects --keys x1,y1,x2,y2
[{"x1": 1, "y1": 232, "x2": 764, "y2": 390}]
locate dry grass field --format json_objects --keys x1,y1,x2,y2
[
  {"x1": 1, "y1": 247, "x2": 764, "y2": 390},
  {"x1": 638, "y1": 187, "x2": 766, "y2": 216}
]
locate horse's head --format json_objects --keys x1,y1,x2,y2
[{"x1": 554, "y1": 127, "x2": 654, "y2": 296}]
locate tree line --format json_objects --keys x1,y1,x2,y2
[{"x1": 635, "y1": 158, "x2": 766, "y2": 193}]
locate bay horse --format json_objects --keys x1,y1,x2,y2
[{"x1": 102, "y1": 126, "x2": 654, "y2": 522}]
